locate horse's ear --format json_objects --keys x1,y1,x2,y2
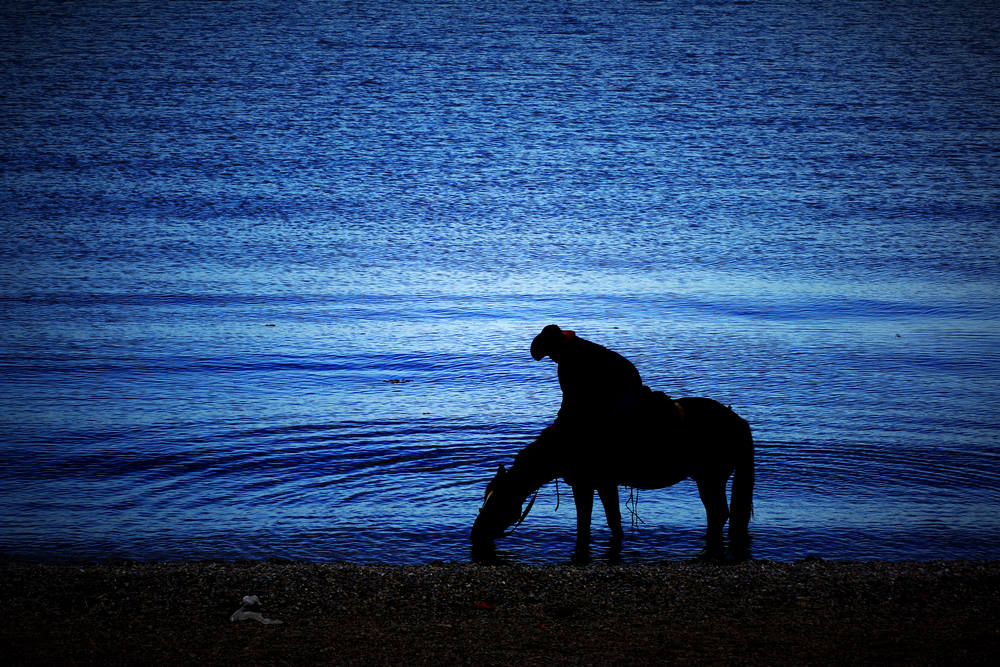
[{"x1": 497, "y1": 464, "x2": 506, "y2": 476}]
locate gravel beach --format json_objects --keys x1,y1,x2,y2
[{"x1": 3, "y1": 560, "x2": 998, "y2": 665}]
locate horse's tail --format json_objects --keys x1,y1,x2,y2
[{"x1": 728, "y1": 418, "x2": 755, "y2": 543}]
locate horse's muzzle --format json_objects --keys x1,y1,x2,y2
[{"x1": 469, "y1": 516, "x2": 498, "y2": 545}]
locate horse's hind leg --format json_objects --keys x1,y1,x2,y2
[
  {"x1": 597, "y1": 485, "x2": 624, "y2": 543},
  {"x1": 696, "y1": 478, "x2": 729, "y2": 555}
]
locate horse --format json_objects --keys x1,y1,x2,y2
[{"x1": 470, "y1": 392, "x2": 754, "y2": 558}]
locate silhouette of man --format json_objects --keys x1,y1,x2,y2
[
  {"x1": 527, "y1": 325, "x2": 653, "y2": 545},
  {"x1": 530, "y1": 324, "x2": 643, "y2": 444}
]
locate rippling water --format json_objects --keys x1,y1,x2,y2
[{"x1": 2, "y1": 0, "x2": 998, "y2": 563}]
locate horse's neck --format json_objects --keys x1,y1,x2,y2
[{"x1": 510, "y1": 438, "x2": 559, "y2": 497}]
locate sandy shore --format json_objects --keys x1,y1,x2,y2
[{"x1": 3, "y1": 559, "x2": 998, "y2": 665}]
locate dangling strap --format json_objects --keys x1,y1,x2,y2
[
  {"x1": 625, "y1": 486, "x2": 646, "y2": 529},
  {"x1": 503, "y1": 491, "x2": 539, "y2": 537}
]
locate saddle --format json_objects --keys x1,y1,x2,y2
[{"x1": 637, "y1": 385, "x2": 684, "y2": 427}]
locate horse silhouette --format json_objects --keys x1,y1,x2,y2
[{"x1": 471, "y1": 391, "x2": 754, "y2": 558}]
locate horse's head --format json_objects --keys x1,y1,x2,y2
[{"x1": 470, "y1": 464, "x2": 529, "y2": 545}]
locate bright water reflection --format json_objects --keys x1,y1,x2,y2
[{"x1": 1, "y1": 0, "x2": 998, "y2": 563}]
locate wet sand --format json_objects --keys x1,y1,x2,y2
[{"x1": 3, "y1": 559, "x2": 998, "y2": 665}]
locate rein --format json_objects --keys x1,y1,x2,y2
[{"x1": 503, "y1": 490, "x2": 539, "y2": 537}]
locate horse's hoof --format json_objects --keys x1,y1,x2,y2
[{"x1": 470, "y1": 541, "x2": 499, "y2": 563}]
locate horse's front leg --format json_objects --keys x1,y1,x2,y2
[
  {"x1": 571, "y1": 485, "x2": 594, "y2": 545},
  {"x1": 597, "y1": 485, "x2": 624, "y2": 543}
]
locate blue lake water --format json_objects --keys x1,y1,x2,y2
[{"x1": 1, "y1": 0, "x2": 998, "y2": 564}]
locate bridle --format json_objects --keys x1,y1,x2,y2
[
  {"x1": 503, "y1": 490, "x2": 538, "y2": 537},
  {"x1": 480, "y1": 488, "x2": 540, "y2": 538}
]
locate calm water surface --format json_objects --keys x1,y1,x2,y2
[{"x1": 1, "y1": 0, "x2": 998, "y2": 563}]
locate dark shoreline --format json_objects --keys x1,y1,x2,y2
[{"x1": 3, "y1": 559, "x2": 998, "y2": 665}]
